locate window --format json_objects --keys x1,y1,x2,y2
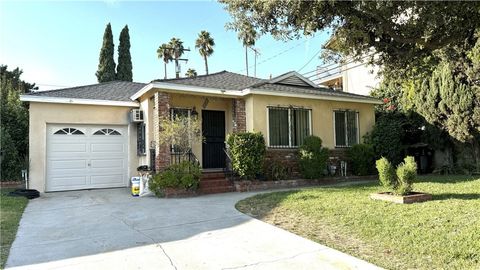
[
  {"x1": 268, "y1": 107, "x2": 311, "y2": 148},
  {"x1": 137, "y1": 123, "x2": 146, "y2": 156},
  {"x1": 334, "y1": 110, "x2": 359, "y2": 147},
  {"x1": 93, "y1": 128, "x2": 121, "y2": 135},
  {"x1": 54, "y1": 128, "x2": 84, "y2": 135}
]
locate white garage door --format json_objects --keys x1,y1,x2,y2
[{"x1": 46, "y1": 124, "x2": 129, "y2": 191}]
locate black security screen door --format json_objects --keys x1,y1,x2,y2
[{"x1": 202, "y1": 110, "x2": 226, "y2": 169}]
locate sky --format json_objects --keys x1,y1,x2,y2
[{"x1": 0, "y1": 1, "x2": 331, "y2": 90}]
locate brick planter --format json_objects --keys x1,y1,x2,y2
[
  {"x1": 162, "y1": 188, "x2": 197, "y2": 198},
  {"x1": 370, "y1": 192, "x2": 432, "y2": 204}
]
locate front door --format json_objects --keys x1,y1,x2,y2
[{"x1": 202, "y1": 110, "x2": 226, "y2": 169}]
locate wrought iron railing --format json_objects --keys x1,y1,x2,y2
[{"x1": 170, "y1": 150, "x2": 200, "y2": 167}]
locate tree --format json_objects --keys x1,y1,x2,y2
[
  {"x1": 0, "y1": 65, "x2": 35, "y2": 180},
  {"x1": 169, "y1": 37, "x2": 185, "y2": 79},
  {"x1": 157, "y1": 43, "x2": 173, "y2": 80},
  {"x1": 185, "y1": 68, "x2": 197, "y2": 78},
  {"x1": 195, "y1": 31, "x2": 215, "y2": 75},
  {"x1": 96, "y1": 23, "x2": 116, "y2": 83},
  {"x1": 157, "y1": 116, "x2": 202, "y2": 157},
  {"x1": 221, "y1": 1, "x2": 480, "y2": 74},
  {"x1": 236, "y1": 24, "x2": 256, "y2": 76},
  {"x1": 116, "y1": 25, "x2": 132, "y2": 81}
]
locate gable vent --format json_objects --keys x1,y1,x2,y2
[{"x1": 277, "y1": 76, "x2": 313, "y2": 87}]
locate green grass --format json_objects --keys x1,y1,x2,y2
[
  {"x1": 236, "y1": 175, "x2": 480, "y2": 270},
  {"x1": 0, "y1": 188, "x2": 28, "y2": 269}
]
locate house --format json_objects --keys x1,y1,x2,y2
[
  {"x1": 315, "y1": 58, "x2": 380, "y2": 95},
  {"x1": 20, "y1": 71, "x2": 381, "y2": 192}
]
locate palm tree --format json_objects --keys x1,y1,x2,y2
[
  {"x1": 185, "y1": 68, "x2": 197, "y2": 78},
  {"x1": 237, "y1": 25, "x2": 257, "y2": 76},
  {"x1": 157, "y1": 43, "x2": 173, "y2": 79},
  {"x1": 195, "y1": 31, "x2": 215, "y2": 75},
  {"x1": 169, "y1": 37, "x2": 185, "y2": 79}
]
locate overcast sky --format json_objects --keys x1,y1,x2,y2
[{"x1": 0, "y1": 1, "x2": 330, "y2": 90}]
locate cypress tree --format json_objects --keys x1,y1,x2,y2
[
  {"x1": 96, "y1": 23, "x2": 116, "y2": 83},
  {"x1": 116, "y1": 25, "x2": 133, "y2": 81}
]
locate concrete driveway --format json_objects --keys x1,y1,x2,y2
[{"x1": 6, "y1": 188, "x2": 381, "y2": 270}]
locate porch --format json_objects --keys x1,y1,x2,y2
[{"x1": 148, "y1": 91, "x2": 245, "y2": 172}]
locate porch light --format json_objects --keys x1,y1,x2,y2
[{"x1": 191, "y1": 106, "x2": 199, "y2": 118}]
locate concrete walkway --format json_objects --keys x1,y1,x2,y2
[{"x1": 6, "y1": 188, "x2": 382, "y2": 270}]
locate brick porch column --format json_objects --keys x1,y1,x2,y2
[
  {"x1": 153, "y1": 92, "x2": 171, "y2": 171},
  {"x1": 232, "y1": 98, "x2": 246, "y2": 133}
]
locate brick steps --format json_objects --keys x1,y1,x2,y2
[{"x1": 199, "y1": 171, "x2": 235, "y2": 194}]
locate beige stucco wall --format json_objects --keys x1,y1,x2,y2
[
  {"x1": 139, "y1": 91, "x2": 234, "y2": 167},
  {"x1": 28, "y1": 102, "x2": 138, "y2": 192},
  {"x1": 244, "y1": 94, "x2": 376, "y2": 149}
]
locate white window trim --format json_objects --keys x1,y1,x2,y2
[
  {"x1": 333, "y1": 109, "x2": 360, "y2": 148},
  {"x1": 267, "y1": 106, "x2": 312, "y2": 148}
]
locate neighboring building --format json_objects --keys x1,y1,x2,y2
[
  {"x1": 315, "y1": 58, "x2": 380, "y2": 96},
  {"x1": 20, "y1": 71, "x2": 381, "y2": 193}
]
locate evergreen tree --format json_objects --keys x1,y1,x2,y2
[
  {"x1": 116, "y1": 25, "x2": 133, "y2": 81},
  {"x1": 0, "y1": 65, "x2": 35, "y2": 180},
  {"x1": 96, "y1": 23, "x2": 116, "y2": 83}
]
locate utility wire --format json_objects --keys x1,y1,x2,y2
[
  {"x1": 236, "y1": 37, "x2": 312, "y2": 74},
  {"x1": 302, "y1": 53, "x2": 375, "y2": 79},
  {"x1": 297, "y1": 48, "x2": 322, "y2": 73}
]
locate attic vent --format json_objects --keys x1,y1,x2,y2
[
  {"x1": 131, "y1": 109, "x2": 144, "y2": 122},
  {"x1": 277, "y1": 76, "x2": 312, "y2": 87}
]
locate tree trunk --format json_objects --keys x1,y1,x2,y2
[
  {"x1": 164, "y1": 62, "x2": 167, "y2": 79},
  {"x1": 204, "y1": 55, "x2": 209, "y2": 75},
  {"x1": 245, "y1": 46, "x2": 249, "y2": 76}
]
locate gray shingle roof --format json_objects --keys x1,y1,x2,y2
[
  {"x1": 24, "y1": 71, "x2": 379, "y2": 103},
  {"x1": 252, "y1": 82, "x2": 380, "y2": 102},
  {"x1": 26, "y1": 81, "x2": 146, "y2": 102},
  {"x1": 153, "y1": 70, "x2": 264, "y2": 90}
]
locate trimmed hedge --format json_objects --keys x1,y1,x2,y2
[
  {"x1": 226, "y1": 132, "x2": 266, "y2": 179},
  {"x1": 150, "y1": 161, "x2": 201, "y2": 197},
  {"x1": 298, "y1": 136, "x2": 329, "y2": 179},
  {"x1": 348, "y1": 144, "x2": 376, "y2": 176},
  {"x1": 375, "y1": 156, "x2": 417, "y2": 195}
]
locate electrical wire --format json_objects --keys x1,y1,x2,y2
[{"x1": 297, "y1": 48, "x2": 322, "y2": 73}]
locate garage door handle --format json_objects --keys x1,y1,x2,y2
[{"x1": 88, "y1": 163, "x2": 91, "y2": 166}]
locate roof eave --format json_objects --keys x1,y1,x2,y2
[
  {"x1": 130, "y1": 82, "x2": 243, "y2": 100},
  {"x1": 20, "y1": 95, "x2": 140, "y2": 107},
  {"x1": 243, "y1": 89, "x2": 382, "y2": 105}
]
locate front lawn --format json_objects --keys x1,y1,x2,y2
[
  {"x1": 0, "y1": 188, "x2": 28, "y2": 269},
  {"x1": 236, "y1": 175, "x2": 480, "y2": 270}
]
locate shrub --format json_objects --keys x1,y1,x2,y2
[
  {"x1": 348, "y1": 144, "x2": 375, "y2": 176},
  {"x1": 376, "y1": 157, "x2": 396, "y2": 190},
  {"x1": 149, "y1": 161, "x2": 201, "y2": 197},
  {"x1": 265, "y1": 160, "x2": 288, "y2": 181},
  {"x1": 226, "y1": 132, "x2": 266, "y2": 179},
  {"x1": 395, "y1": 156, "x2": 417, "y2": 195},
  {"x1": 375, "y1": 156, "x2": 418, "y2": 195},
  {"x1": 298, "y1": 136, "x2": 329, "y2": 179}
]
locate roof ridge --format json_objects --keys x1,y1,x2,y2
[
  {"x1": 29, "y1": 80, "x2": 145, "y2": 94},
  {"x1": 152, "y1": 70, "x2": 229, "y2": 82}
]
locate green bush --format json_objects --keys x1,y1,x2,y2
[
  {"x1": 375, "y1": 156, "x2": 417, "y2": 195},
  {"x1": 226, "y1": 132, "x2": 266, "y2": 179},
  {"x1": 396, "y1": 156, "x2": 417, "y2": 195},
  {"x1": 348, "y1": 144, "x2": 375, "y2": 176},
  {"x1": 0, "y1": 127, "x2": 23, "y2": 181},
  {"x1": 265, "y1": 160, "x2": 288, "y2": 181},
  {"x1": 298, "y1": 136, "x2": 329, "y2": 179},
  {"x1": 149, "y1": 161, "x2": 201, "y2": 197},
  {"x1": 376, "y1": 157, "x2": 396, "y2": 190}
]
